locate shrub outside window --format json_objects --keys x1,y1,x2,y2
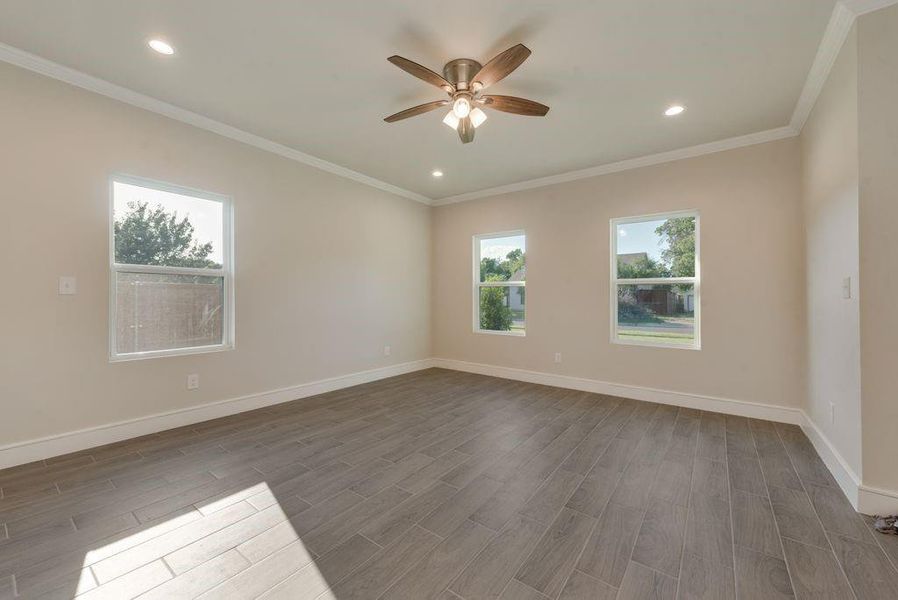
[{"x1": 473, "y1": 231, "x2": 526, "y2": 335}]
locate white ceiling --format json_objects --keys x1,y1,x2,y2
[{"x1": 0, "y1": 0, "x2": 838, "y2": 200}]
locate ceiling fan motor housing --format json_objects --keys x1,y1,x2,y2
[{"x1": 443, "y1": 58, "x2": 483, "y2": 91}]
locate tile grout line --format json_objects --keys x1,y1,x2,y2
[
  {"x1": 600, "y1": 404, "x2": 691, "y2": 598},
  {"x1": 673, "y1": 410, "x2": 702, "y2": 600},
  {"x1": 357, "y1": 531, "x2": 385, "y2": 549},
  {"x1": 771, "y1": 424, "x2": 860, "y2": 600},
  {"x1": 466, "y1": 396, "x2": 604, "y2": 534},
  {"x1": 87, "y1": 565, "x2": 100, "y2": 594},
  {"x1": 629, "y1": 558, "x2": 677, "y2": 577},
  {"x1": 723, "y1": 418, "x2": 741, "y2": 600},
  {"x1": 388, "y1": 518, "x2": 495, "y2": 600},
  {"x1": 863, "y1": 520, "x2": 898, "y2": 574},
  {"x1": 746, "y1": 421, "x2": 804, "y2": 599},
  {"x1": 446, "y1": 392, "x2": 606, "y2": 600},
  {"x1": 514, "y1": 395, "x2": 621, "y2": 516},
  {"x1": 614, "y1": 404, "x2": 672, "y2": 600},
  {"x1": 557, "y1": 507, "x2": 600, "y2": 600},
  {"x1": 507, "y1": 400, "x2": 662, "y2": 600}
]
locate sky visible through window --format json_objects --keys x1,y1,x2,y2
[
  {"x1": 480, "y1": 234, "x2": 525, "y2": 260},
  {"x1": 113, "y1": 181, "x2": 224, "y2": 265},
  {"x1": 616, "y1": 218, "x2": 669, "y2": 262}
]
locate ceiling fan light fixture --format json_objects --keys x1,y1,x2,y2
[
  {"x1": 383, "y1": 44, "x2": 547, "y2": 143},
  {"x1": 453, "y1": 96, "x2": 472, "y2": 118},
  {"x1": 442, "y1": 111, "x2": 460, "y2": 129},
  {"x1": 469, "y1": 107, "x2": 487, "y2": 128}
]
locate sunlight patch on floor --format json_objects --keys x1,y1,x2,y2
[{"x1": 71, "y1": 482, "x2": 324, "y2": 599}]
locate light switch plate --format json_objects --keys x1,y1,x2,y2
[
  {"x1": 842, "y1": 277, "x2": 851, "y2": 299},
  {"x1": 58, "y1": 276, "x2": 77, "y2": 295}
]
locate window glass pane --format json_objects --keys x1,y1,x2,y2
[
  {"x1": 616, "y1": 216, "x2": 695, "y2": 279},
  {"x1": 479, "y1": 234, "x2": 525, "y2": 282},
  {"x1": 113, "y1": 181, "x2": 224, "y2": 268},
  {"x1": 115, "y1": 272, "x2": 224, "y2": 354},
  {"x1": 617, "y1": 283, "x2": 695, "y2": 345},
  {"x1": 479, "y1": 285, "x2": 525, "y2": 333}
]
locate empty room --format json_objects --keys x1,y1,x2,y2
[{"x1": 2, "y1": 1, "x2": 898, "y2": 598}]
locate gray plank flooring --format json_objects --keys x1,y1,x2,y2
[{"x1": 0, "y1": 368, "x2": 895, "y2": 599}]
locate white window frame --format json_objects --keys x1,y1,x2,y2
[
  {"x1": 473, "y1": 230, "x2": 526, "y2": 337},
  {"x1": 610, "y1": 210, "x2": 700, "y2": 350},
  {"x1": 109, "y1": 174, "x2": 235, "y2": 362}
]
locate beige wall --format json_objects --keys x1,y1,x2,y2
[
  {"x1": 858, "y1": 5, "x2": 898, "y2": 492},
  {"x1": 0, "y1": 62, "x2": 431, "y2": 446},
  {"x1": 432, "y1": 139, "x2": 805, "y2": 408},
  {"x1": 800, "y1": 26, "x2": 862, "y2": 477}
]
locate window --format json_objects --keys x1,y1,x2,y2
[
  {"x1": 611, "y1": 211, "x2": 699, "y2": 349},
  {"x1": 110, "y1": 175, "x2": 233, "y2": 360},
  {"x1": 473, "y1": 231, "x2": 526, "y2": 335}
]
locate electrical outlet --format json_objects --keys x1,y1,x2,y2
[
  {"x1": 830, "y1": 402, "x2": 835, "y2": 424},
  {"x1": 58, "y1": 276, "x2": 77, "y2": 295},
  {"x1": 383, "y1": 345, "x2": 391, "y2": 357},
  {"x1": 554, "y1": 352, "x2": 562, "y2": 363},
  {"x1": 187, "y1": 373, "x2": 200, "y2": 390}
]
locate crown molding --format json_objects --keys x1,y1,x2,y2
[
  {"x1": 789, "y1": 2, "x2": 856, "y2": 132},
  {"x1": 0, "y1": 42, "x2": 433, "y2": 205},
  {"x1": 436, "y1": 0, "x2": 898, "y2": 206},
  {"x1": 790, "y1": 0, "x2": 898, "y2": 132},
  {"x1": 4, "y1": 1, "x2": 894, "y2": 208},
  {"x1": 432, "y1": 125, "x2": 798, "y2": 205},
  {"x1": 844, "y1": 0, "x2": 898, "y2": 15}
]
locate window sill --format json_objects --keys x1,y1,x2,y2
[
  {"x1": 611, "y1": 338, "x2": 700, "y2": 351},
  {"x1": 110, "y1": 343, "x2": 234, "y2": 363},
  {"x1": 474, "y1": 329, "x2": 526, "y2": 337}
]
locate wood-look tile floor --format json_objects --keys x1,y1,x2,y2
[{"x1": 1, "y1": 368, "x2": 897, "y2": 599}]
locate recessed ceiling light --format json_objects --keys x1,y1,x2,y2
[
  {"x1": 432, "y1": 170, "x2": 444, "y2": 178},
  {"x1": 665, "y1": 105, "x2": 685, "y2": 117},
  {"x1": 148, "y1": 39, "x2": 175, "y2": 55}
]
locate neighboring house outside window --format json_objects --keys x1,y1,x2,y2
[
  {"x1": 110, "y1": 175, "x2": 234, "y2": 360},
  {"x1": 610, "y1": 211, "x2": 699, "y2": 349},
  {"x1": 473, "y1": 231, "x2": 526, "y2": 335}
]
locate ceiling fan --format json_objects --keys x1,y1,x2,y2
[{"x1": 383, "y1": 44, "x2": 549, "y2": 144}]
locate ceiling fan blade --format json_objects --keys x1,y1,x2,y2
[
  {"x1": 384, "y1": 100, "x2": 450, "y2": 123},
  {"x1": 458, "y1": 116, "x2": 475, "y2": 143},
  {"x1": 472, "y1": 44, "x2": 532, "y2": 90},
  {"x1": 482, "y1": 95, "x2": 549, "y2": 116},
  {"x1": 387, "y1": 55, "x2": 454, "y2": 92}
]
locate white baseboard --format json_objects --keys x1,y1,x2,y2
[
  {"x1": 431, "y1": 357, "x2": 898, "y2": 515},
  {"x1": 6, "y1": 355, "x2": 898, "y2": 515},
  {"x1": 799, "y1": 414, "x2": 862, "y2": 508},
  {"x1": 800, "y1": 414, "x2": 898, "y2": 514},
  {"x1": 430, "y1": 358, "x2": 805, "y2": 424},
  {"x1": 857, "y1": 484, "x2": 898, "y2": 516},
  {"x1": 0, "y1": 359, "x2": 432, "y2": 470}
]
